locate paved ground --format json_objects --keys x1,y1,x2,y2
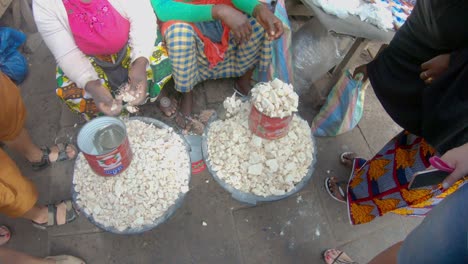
[{"x1": 0, "y1": 35, "x2": 423, "y2": 263}]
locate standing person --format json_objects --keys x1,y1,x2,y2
[
  {"x1": 33, "y1": 0, "x2": 174, "y2": 120},
  {"x1": 325, "y1": 0, "x2": 468, "y2": 225},
  {"x1": 0, "y1": 72, "x2": 78, "y2": 228},
  {"x1": 323, "y1": 180, "x2": 468, "y2": 264},
  {"x1": 0, "y1": 241, "x2": 85, "y2": 264},
  {"x1": 151, "y1": 0, "x2": 283, "y2": 129}
]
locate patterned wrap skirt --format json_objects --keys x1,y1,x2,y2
[
  {"x1": 347, "y1": 131, "x2": 467, "y2": 225},
  {"x1": 55, "y1": 36, "x2": 172, "y2": 120},
  {"x1": 163, "y1": 17, "x2": 272, "y2": 92}
]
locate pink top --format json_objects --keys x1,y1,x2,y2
[{"x1": 63, "y1": 0, "x2": 130, "y2": 55}]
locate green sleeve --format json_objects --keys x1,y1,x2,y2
[
  {"x1": 232, "y1": 0, "x2": 260, "y2": 16},
  {"x1": 151, "y1": 0, "x2": 214, "y2": 22}
]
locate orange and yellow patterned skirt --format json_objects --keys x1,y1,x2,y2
[{"x1": 347, "y1": 131, "x2": 467, "y2": 225}]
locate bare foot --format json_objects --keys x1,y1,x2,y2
[
  {"x1": 198, "y1": 109, "x2": 216, "y2": 125},
  {"x1": 235, "y1": 79, "x2": 251, "y2": 96},
  {"x1": 158, "y1": 97, "x2": 177, "y2": 117},
  {"x1": 175, "y1": 92, "x2": 193, "y2": 130},
  {"x1": 47, "y1": 144, "x2": 77, "y2": 163},
  {"x1": 33, "y1": 202, "x2": 69, "y2": 226},
  {"x1": 325, "y1": 177, "x2": 347, "y2": 202},
  {"x1": 323, "y1": 249, "x2": 357, "y2": 264},
  {"x1": 0, "y1": 226, "x2": 11, "y2": 246},
  {"x1": 340, "y1": 152, "x2": 357, "y2": 168}
]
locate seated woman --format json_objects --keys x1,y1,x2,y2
[
  {"x1": 151, "y1": 0, "x2": 283, "y2": 128},
  {"x1": 33, "y1": 0, "x2": 173, "y2": 120}
]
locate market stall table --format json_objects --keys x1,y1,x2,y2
[{"x1": 298, "y1": 0, "x2": 396, "y2": 83}]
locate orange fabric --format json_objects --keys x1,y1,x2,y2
[
  {"x1": 161, "y1": 0, "x2": 234, "y2": 68},
  {"x1": 0, "y1": 149, "x2": 38, "y2": 217},
  {"x1": 0, "y1": 73, "x2": 37, "y2": 217},
  {"x1": 0, "y1": 72, "x2": 26, "y2": 141}
]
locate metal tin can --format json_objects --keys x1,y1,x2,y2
[
  {"x1": 184, "y1": 135, "x2": 206, "y2": 174},
  {"x1": 248, "y1": 105, "x2": 292, "y2": 140},
  {"x1": 77, "y1": 117, "x2": 133, "y2": 176}
]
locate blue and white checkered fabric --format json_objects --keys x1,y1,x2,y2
[{"x1": 164, "y1": 17, "x2": 272, "y2": 92}]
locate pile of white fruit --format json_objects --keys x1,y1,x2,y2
[
  {"x1": 251, "y1": 78, "x2": 299, "y2": 118},
  {"x1": 206, "y1": 81, "x2": 314, "y2": 197},
  {"x1": 73, "y1": 119, "x2": 190, "y2": 232}
]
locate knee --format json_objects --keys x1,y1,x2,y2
[{"x1": 164, "y1": 23, "x2": 196, "y2": 44}]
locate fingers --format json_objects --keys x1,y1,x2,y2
[
  {"x1": 236, "y1": 21, "x2": 252, "y2": 44},
  {"x1": 442, "y1": 167, "x2": 465, "y2": 189},
  {"x1": 419, "y1": 69, "x2": 436, "y2": 84},
  {"x1": 273, "y1": 20, "x2": 283, "y2": 40},
  {"x1": 420, "y1": 58, "x2": 433, "y2": 70},
  {"x1": 97, "y1": 99, "x2": 122, "y2": 116}
]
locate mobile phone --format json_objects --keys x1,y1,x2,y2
[{"x1": 408, "y1": 169, "x2": 450, "y2": 190}]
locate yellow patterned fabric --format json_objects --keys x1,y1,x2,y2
[
  {"x1": 347, "y1": 132, "x2": 467, "y2": 225},
  {"x1": 56, "y1": 38, "x2": 172, "y2": 120}
]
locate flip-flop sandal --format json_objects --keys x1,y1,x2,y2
[
  {"x1": 32, "y1": 200, "x2": 79, "y2": 230},
  {"x1": 31, "y1": 143, "x2": 78, "y2": 171},
  {"x1": 45, "y1": 255, "x2": 86, "y2": 264},
  {"x1": 233, "y1": 82, "x2": 249, "y2": 98},
  {"x1": 325, "y1": 177, "x2": 347, "y2": 203},
  {"x1": 340, "y1": 152, "x2": 357, "y2": 168},
  {"x1": 175, "y1": 111, "x2": 193, "y2": 130},
  {"x1": 0, "y1": 225, "x2": 11, "y2": 246},
  {"x1": 323, "y1": 249, "x2": 358, "y2": 264},
  {"x1": 158, "y1": 96, "x2": 177, "y2": 118}
]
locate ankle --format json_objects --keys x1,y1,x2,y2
[
  {"x1": 31, "y1": 207, "x2": 48, "y2": 224},
  {"x1": 25, "y1": 148, "x2": 44, "y2": 163}
]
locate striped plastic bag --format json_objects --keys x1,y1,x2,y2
[{"x1": 311, "y1": 70, "x2": 366, "y2": 136}]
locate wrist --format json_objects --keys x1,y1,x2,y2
[
  {"x1": 132, "y1": 57, "x2": 148, "y2": 70},
  {"x1": 212, "y1": 4, "x2": 228, "y2": 20},
  {"x1": 84, "y1": 79, "x2": 101, "y2": 93},
  {"x1": 252, "y1": 3, "x2": 266, "y2": 18}
]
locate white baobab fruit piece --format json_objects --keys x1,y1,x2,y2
[
  {"x1": 73, "y1": 120, "x2": 190, "y2": 232},
  {"x1": 250, "y1": 78, "x2": 299, "y2": 118},
  {"x1": 207, "y1": 101, "x2": 314, "y2": 197},
  {"x1": 223, "y1": 93, "x2": 243, "y2": 117}
]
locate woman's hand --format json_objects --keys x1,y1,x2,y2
[
  {"x1": 353, "y1": 64, "x2": 369, "y2": 82},
  {"x1": 439, "y1": 143, "x2": 468, "y2": 189},
  {"x1": 85, "y1": 80, "x2": 122, "y2": 116},
  {"x1": 213, "y1": 4, "x2": 252, "y2": 44},
  {"x1": 127, "y1": 57, "x2": 149, "y2": 105},
  {"x1": 420, "y1": 54, "x2": 450, "y2": 84},
  {"x1": 253, "y1": 4, "x2": 283, "y2": 41}
]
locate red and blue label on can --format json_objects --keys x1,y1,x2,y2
[{"x1": 83, "y1": 137, "x2": 133, "y2": 176}]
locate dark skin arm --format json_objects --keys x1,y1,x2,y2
[{"x1": 212, "y1": 3, "x2": 283, "y2": 44}]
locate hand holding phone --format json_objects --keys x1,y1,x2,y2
[{"x1": 408, "y1": 169, "x2": 450, "y2": 190}]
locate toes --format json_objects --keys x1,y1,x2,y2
[{"x1": 66, "y1": 145, "x2": 77, "y2": 159}]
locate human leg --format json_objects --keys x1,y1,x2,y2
[
  {"x1": 0, "y1": 248, "x2": 55, "y2": 264},
  {"x1": 147, "y1": 32, "x2": 175, "y2": 116},
  {"x1": 0, "y1": 248, "x2": 85, "y2": 264},
  {"x1": 0, "y1": 149, "x2": 77, "y2": 227},
  {"x1": 397, "y1": 184, "x2": 468, "y2": 264},
  {"x1": 163, "y1": 23, "x2": 199, "y2": 128},
  {"x1": 4, "y1": 128, "x2": 76, "y2": 167},
  {"x1": 0, "y1": 226, "x2": 11, "y2": 245},
  {"x1": 368, "y1": 242, "x2": 403, "y2": 264},
  {"x1": 235, "y1": 67, "x2": 255, "y2": 96}
]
